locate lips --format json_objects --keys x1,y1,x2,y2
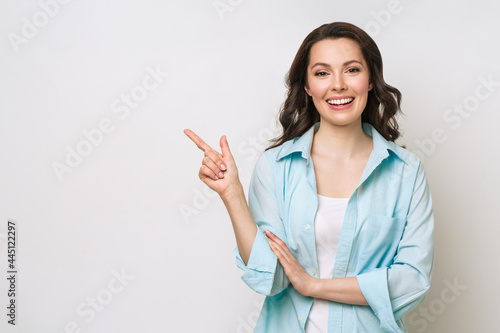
[
  {"x1": 326, "y1": 97, "x2": 354, "y2": 105},
  {"x1": 327, "y1": 98, "x2": 354, "y2": 105}
]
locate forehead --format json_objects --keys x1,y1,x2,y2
[{"x1": 308, "y1": 38, "x2": 365, "y2": 66}]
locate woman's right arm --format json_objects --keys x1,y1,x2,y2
[
  {"x1": 221, "y1": 155, "x2": 291, "y2": 296},
  {"x1": 184, "y1": 128, "x2": 289, "y2": 295},
  {"x1": 230, "y1": 153, "x2": 291, "y2": 296},
  {"x1": 184, "y1": 128, "x2": 256, "y2": 265},
  {"x1": 220, "y1": 183, "x2": 257, "y2": 266}
]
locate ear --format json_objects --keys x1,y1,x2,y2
[
  {"x1": 368, "y1": 81, "x2": 373, "y2": 91},
  {"x1": 304, "y1": 85, "x2": 311, "y2": 96}
]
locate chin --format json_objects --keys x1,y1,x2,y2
[{"x1": 322, "y1": 113, "x2": 362, "y2": 126}]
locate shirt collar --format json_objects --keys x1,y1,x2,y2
[{"x1": 275, "y1": 121, "x2": 406, "y2": 165}]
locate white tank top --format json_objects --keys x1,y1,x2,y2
[{"x1": 305, "y1": 194, "x2": 349, "y2": 333}]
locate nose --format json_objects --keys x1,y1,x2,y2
[{"x1": 330, "y1": 72, "x2": 347, "y2": 91}]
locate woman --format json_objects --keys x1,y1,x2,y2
[{"x1": 184, "y1": 22, "x2": 434, "y2": 333}]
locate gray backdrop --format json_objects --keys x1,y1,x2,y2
[{"x1": 1, "y1": 0, "x2": 499, "y2": 332}]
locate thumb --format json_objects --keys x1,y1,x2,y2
[{"x1": 220, "y1": 135, "x2": 232, "y2": 159}]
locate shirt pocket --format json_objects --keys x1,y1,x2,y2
[{"x1": 359, "y1": 214, "x2": 406, "y2": 268}]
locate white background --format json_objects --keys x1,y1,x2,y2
[{"x1": 1, "y1": 0, "x2": 499, "y2": 332}]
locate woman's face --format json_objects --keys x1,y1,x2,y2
[{"x1": 305, "y1": 37, "x2": 372, "y2": 129}]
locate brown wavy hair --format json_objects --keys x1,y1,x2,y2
[{"x1": 265, "y1": 22, "x2": 403, "y2": 151}]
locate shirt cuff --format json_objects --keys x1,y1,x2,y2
[
  {"x1": 356, "y1": 268, "x2": 403, "y2": 333},
  {"x1": 234, "y1": 227, "x2": 280, "y2": 295}
]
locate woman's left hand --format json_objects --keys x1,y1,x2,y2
[{"x1": 266, "y1": 230, "x2": 317, "y2": 297}]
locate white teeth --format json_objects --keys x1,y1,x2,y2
[{"x1": 327, "y1": 98, "x2": 353, "y2": 105}]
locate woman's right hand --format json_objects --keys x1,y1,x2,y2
[{"x1": 184, "y1": 128, "x2": 242, "y2": 200}]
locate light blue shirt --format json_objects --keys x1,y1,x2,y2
[{"x1": 234, "y1": 121, "x2": 434, "y2": 332}]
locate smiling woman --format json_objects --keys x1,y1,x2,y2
[
  {"x1": 185, "y1": 21, "x2": 434, "y2": 333},
  {"x1": 305, "y1": 38, "x2": 373, "y2": 127}
]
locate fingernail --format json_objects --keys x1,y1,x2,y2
[
  {"x1": 219, "y1": 172, "x2": 224, "y2": 178},
  {"x1": 220, "y1": 164, "x2": 227, "y2": 170}
]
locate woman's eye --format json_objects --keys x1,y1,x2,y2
[
  {"x1": 315, "y1": 71, "x2": 328, "y2": 76},
  {"x1": 347, "y1": 68, "x2": 360, "y2": 73}
]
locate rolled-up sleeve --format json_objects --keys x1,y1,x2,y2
[
  {"x1": 356, "y1": 160, "x2": 435, "y2": 332},
  {"x1": 234, "y1": 153, "x2": 290, "y2": 296}
]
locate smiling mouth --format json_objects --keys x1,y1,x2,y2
[{"x1": 327, "y1": 97, "x2": 354, "y2": 105}]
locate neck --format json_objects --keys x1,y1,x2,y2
[{"x1": 312, "y1": 119, "x2": 372, "y2": 159}]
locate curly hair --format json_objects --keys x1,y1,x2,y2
[{"x1": 265, "y1": 22, "x2": 403, "y2": 151}]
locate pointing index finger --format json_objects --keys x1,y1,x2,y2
[{"x1": 184, "y1": 128, "x2": 212, "y2": 152}]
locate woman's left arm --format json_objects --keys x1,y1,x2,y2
[{"x1": 266, "y1": 230, "x2": 368, "y2": 305}]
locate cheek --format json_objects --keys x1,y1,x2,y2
[
  {"x1": 308, "y1": 81, "x2": 330, "y2": 97},
  {"x1": 350, "y1": 77, "x2": 371, "y2": 95}
]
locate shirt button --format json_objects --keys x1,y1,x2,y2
[
  {"x1": 305, "y1": 224, "x2": 310, "y2": 230},
  {"x1": 311, "y1": 269, "x2": 317, "y2": 276},
  {"x1": 298, "y1": 316, "x2": 303, "y2": 321}
]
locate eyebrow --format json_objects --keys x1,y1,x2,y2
[{"x1": 311, "y1": 60, "x2": 364, "y2": 69}]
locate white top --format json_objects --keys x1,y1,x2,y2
[{"x1": 305, "y1": 194, "x2": 349, "y2": 333}]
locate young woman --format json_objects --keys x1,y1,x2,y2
[{"x1": 185, "y1": 22, "x2": 434, "y2": 333}]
